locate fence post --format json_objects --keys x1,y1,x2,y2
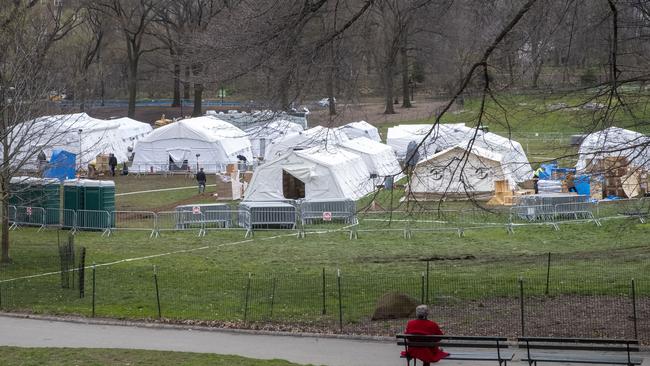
[
  {"x1": 545, "y1": 252, "x2": 551, "y2": 295},
  {"x1": 322, "y1": 268, "x2": 326, "y2": 315},
  {"x1": 92, "y1": 262, "x2": 96, "y2": 317},
  {"x1": 78, "y1": 247, "x2": 86, "y2": 298},
  {"x1": 519, "y1": 277, "x2": 525, "y2": 336},
  {"x1": 244, "y1": 273, "x2": 251, "y2": 323},
  {"x1": 631, "y1": 279, "x2": 638, "y2": 340},
  {"x1": 426, "y1": 261, "x2": 430, "y2": 304},
  {"x1": 337, "y1": 269, "x2": 343, "y2": 333},
  {"x1": 0, "y1": 283, "x2": 2, "y2": 309},
  {"x1": 269, "y1": 277, "x2": 276, "y2": 320},
  {"x1": 153, "y1": 265, "x2": 162, "y2": 319},
  {"x1": 420, "y1": 272, "x2": 425, "y2": 304}
]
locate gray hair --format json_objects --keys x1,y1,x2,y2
[{"x1": 415, "y1": 305, "x2": 429, "y2": 319}]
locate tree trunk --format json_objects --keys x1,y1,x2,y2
[
  {"x1": 79, "y1": 73, "x2": 88, "y2": 112},
  {"x1": 127, "y1": 61, "x2": 138, "y2": 118},
  {"x1": 192, "y1": 83, "x2": 203, "y2": 117},
  {"x1": 401, "y1": 40, "x2": 411, "y2": 108},
  {"x1": 183, "y1": 66, "x2": 191, "y2": 100},
  {"x1": 172, "y1": 63, "x2": 181, "y2": 107},
  {"x1": 1, "y1": 98, "x2": 10, "y2": 263},
  {"x1": 384, "y1": 62, "x2": 395, "y2": 114}
]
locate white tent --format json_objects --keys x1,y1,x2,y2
[
  {"x1": 244, "y1": 146, "x2": 375, "y2": 201},
  {"x1": 263, "y1": 125, "x2": 349, "y2": 160},
  {"x1": 339, "y1": 137, "x2": 402, "y2": 177},
  {"x1": 131, "y1": 116, "x2": 252, "y2": 173},
  {"x1": 387, "y1": 123, "x2": 473, "y2": 160},
  {"x1": 245, "y1": 120, "x2": 304, "y2": 158},
  {"x1": 339, "y1": 121, "x2": 381, "y2": 142},
  {"x1": 410, "y1": 145, "x2": 505, "y2": 198},
  {"x1": 14, "y1": 113, "x2": 152, "y2": 169},
  {"x1": 576, "y1": 127, "x2": 650, "y2": 172},
  {"x1": 469, "y1": 131, "x2": 533, "y2": 186}
]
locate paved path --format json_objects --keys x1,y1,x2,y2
[{"x1": 0, "y1": 315, "x2": 647, "y2": 366}]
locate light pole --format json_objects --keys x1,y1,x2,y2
[
  {"x1": 78, "y1": 129, "x2": 83, "y2": 173},
  {"x1": 196, "y1": 153, "x2": 200, "y2": 172}
]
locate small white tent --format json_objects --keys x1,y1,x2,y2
[
  {"x1": 131, "y1": 116, "x2": 252, "y2": 173},
  {"x1": 339, "y1": 121, "x2": 381, "y2": 142},
  {"x1": 576, "y1": 127, "x2": 650, "y2": 172},
  {"x1": 410, "y1": 145, "x2": 506, "y2": 198},
  {"x1": 339, "y1": 137, "x2": 402, "y2": 177},
  {"x1": 470, "y1": 131, "x2": 533, "y2": 186},
  {"x1": 245, "y1": 120, "x2": 304, "y2": 158},
  {"x1": 263, "y1": 126, "x2": 349, "y2": 160},
  {"x1": 244, "y1": 146, "x2": 374, "y2": 201},
  {"x1": 14, "y1": 113, "x2": 152, "y2": 169}
]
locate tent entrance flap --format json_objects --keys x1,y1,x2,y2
[{"x1": 283, "y1": 170, "x2": 305, "y2": 199}]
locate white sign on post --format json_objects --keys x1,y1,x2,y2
[
  {"x1": 192, "y1": 206, "x2": 201, "y2": 215},
  {"x1": 322, "y1": 211, "x2": 332, "y2": 221},
  {"x1": 26, "y1": 207, "x2": 32, "y2": 216}
]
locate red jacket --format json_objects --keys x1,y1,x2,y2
[{"x1": 403, "y1": 319, "x2": 450, "y2": 362}]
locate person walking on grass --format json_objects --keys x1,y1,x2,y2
[
  {"x1": 108, "y1": 153, "x2": 118, "y2": 177},
  {"x1": 196, "y1": 167, "x2": 207, "y2": 194}
]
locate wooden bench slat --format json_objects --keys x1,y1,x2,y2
[
  {"x1": 447, "y1": 351, "x2": 515, "y2": 361},
  {"x1": 519, "y1": 337, "x2": 639, "y2": 345},
  {"x1": 397, "y1": 334, "x2": 508, "y2": 341},
  {"x1": 398, "y1": 341, "x2": 509, "y2": 349},
  {"x1": 522, "y1": 344, "x2": 640, "y2": 352},
  {"x1": 524, "y1": 353, "x2": 643, "y2": 365}
]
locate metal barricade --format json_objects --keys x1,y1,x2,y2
[
  {"x1": 299, "y1": 199, "x2": 356, "y2": 225},
  {"x1": 12, "y1": 206, "x2": 46, "y2": 231},
  {"x1": 298, "y1": 211, "x2": 359, "y2": 239},
  {"x1": 112, "y1": 211, "x2": 157, "y2": 237},
  {"x1": 154, "y1": 211, "x2": 205, "y2": 237},
  {"x1": 554, "y1": 202, "x2": 599, "y2": 226},
  {"x1": 508, "y1": 205, "x2": 558, "y2": 232},
  {"x1": 203, "y1": 209, "x2": 237, "y2": 230},
  {"x1": 238, "y1": 204, "x2": 297, "y2": 238},
  {"x1": 405, "y1": 210, "x2": 466, "y2": 238},
  {"x1": 7, "y1": 205, "x2": 16, "y2": 229},
  {"x1": 62, "y1": 209, "x2": 77, "y2": 233},
  {"x1": 75, "y1": 209, "x2": 112, "y2": 237}
]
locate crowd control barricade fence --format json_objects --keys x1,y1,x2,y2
[
  {"x1": 554, "y1": 202, "x2": 600, "y2": 226},
  {"x1": 11, "y1": 206, "x2": 46, "y2": 231},
  {"x1": 112, "y1": 211, "x2": 157, "y2": 237},
  {"x1": 130, "y1": 162, "x2": 256, "y2": 177},
  {"x1": 298, "y1": 211, "x2": 359, "y2": 239},
  {"x1": 299, "y1": 199, "x2": 356, "y2": 225},
  {"x1": 203, "y1": 209, "x2": 238, "y2": 230},
  {"x1": 508, "y1": 205, "x2": 559, "y2": 232},
  {"x1": 155, "y1": 210, "x2": 206, "y2": 237},
  {"x1": 7, "y1": 205, "x2": 16, "y2": 229},
  {"x1": 75, "y1": 210, "x2": 112, "y2": 237},
  {"x1": 238, "y1": 205, "x2": 298, "y2": 238}
]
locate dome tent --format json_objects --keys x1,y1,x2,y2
[
  {"x1": 339, "y1": 121, "x2": 381, "y2": 142},
  {"x1": 263, "y1": 125, "x2": 349, "y2": 160},
  {"x1": 339, "y1": 137, "x2": 402, "y2": 177},
  {"x1": 576, "y1": 127, "x2": 650, "y2": 172},
  {"x1": 387, "y1": 123, "x2": 473, "y2": 160},
  {"x1": 131, "y1": 116, "x2": 252, "y2": 173},
  {"x1": 244, "y1": 146, "x2": 374, "y2": 201},
  {"x1": 245, "y1": 119, "x2": 304, "y2": 158}
]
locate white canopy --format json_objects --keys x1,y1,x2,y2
[
  {"x1": 339, "y1": 137, "x2": 402, "y2": 177},
  {"x1": 245, "y1": 146, "x2": 375, "y2": 201},
  {"x1": 263, "y1": 126, "x2": 349, "y2": 160},
  {"x1": 14, "y1": 113, "x2": 152, "y2": 168},
  {"x1": 387, "y1": 123, "x2": 473, "y2": 160},
  {"x1": 576, "y1": 127, "x2": 650, "y2": 172},
  {"x1": 410, "y1": 145, "x2": 505, "y2": 196},
  {"x1": 245, "y1": 120, "x2": 304, "y2": 158},
  {"x1": 339, "y1": 121, "x2": 381, "y2": 142},
  {"x1": 131, "y1": 116, "x2": 252, "y2": 173}
]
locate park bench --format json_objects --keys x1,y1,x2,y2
[
  {"x1": 518, "y1": 337, "x2": 642, "y2": 365},
  {"x1": 396, "y1": 334, "x2": 514, "y2": 365}
]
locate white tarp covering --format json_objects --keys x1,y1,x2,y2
[
  {"x1": 14, "y1": 113, "x2": 152, "y2": 169},
  {"x1": 576, "y1": 127, "x2": 650, "y2": 172},
  {"x1": 339, "y1": 137, "x2": 402, "y2": 177},
  {"x1": 339, "y1": 121, "x2": 381, "y2": 142},
  {"x1": 245, "y1": 120, "x2": 304, "y2": 158},
  {"x1": 245, "y1": 146, "x2": 375, "y2": 201},
  {"x1": 264, "y1": 125, "x2": 349, "y2": 160},
  {"x1": 387, "y1": 123, "x2": 473, "y2": 160},
  {"x1": 131, "y1": 116, "x2": 252, "y2": 173},
  {"x1": 411, "y1": 145, "x2": 505, "y2": 195}
]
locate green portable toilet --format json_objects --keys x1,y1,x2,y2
[
  {"x1": 41, "y1": 178, "x2": 61, "y2": 225},
  {"x1": 63, "y1": 179, "x2": 83, "y2": 228},
  {"x1": 23, "y1": 177, "x2": 42, "y2": 207},
  {"x1": 9, "y1": 176, "x2": 29, "y2": 206},
  {"x1": 100, "y1": 180, "x2": 116, "y2": 213},
  {"x1": 82, "y1": 180, "x2": 115, "y2": 228}
]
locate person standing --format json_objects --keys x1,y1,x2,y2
[
  {"x1": 196, "y1": 168, "x2": 207, "y2": 194},
  {"x1": 403, "y1": 305, "x2": 450, "y2": 365},
  {"x1": 565, "y1": 172, "x2": 577, "y2": 193},
  {"x1": 108, "y1": 153, "x2": 118, "y2": 177}
]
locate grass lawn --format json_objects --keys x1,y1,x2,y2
[{"x1": 0, "y1": 347, "x2": 308, "y2": 366}]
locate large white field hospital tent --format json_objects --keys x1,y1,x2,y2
[
  {"x1": 576, "y1": 127, "x2": 650, "y2": 172},
  {"x1": 264, "y1": 126, "x2": 349, "y2": 160},
  {"x1": 339, "y1": 137, "x2": 402, "y2": 177},
  {"x1": 410, "y1": 145, "x2": 506, "y2": 197},
  {"x1": 245, "y1": 120, "x2": 304, "y2": 158},
  {"x1": 244, "y1": 146, "x2": 375, "y2": 201},
  {"x1": 131, "y1": 116, "x2": 252, "y2": 173},
  {"x1": 14, "y1": 113, "x2": 152, "y2": 169},
  {"x1": 387, "y1": 123, "x2": 473, "y2": 160},
  {"x1": 339, "y1": 121, "x2": 381, "y2": 142}
]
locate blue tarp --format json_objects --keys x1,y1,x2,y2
[{"x1": 44, "y1": 150, "x2": 76, "y2": 181}]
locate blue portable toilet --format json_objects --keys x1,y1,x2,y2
[{"x1": 44, "y1": 150, "x2": 76, "y2": 181}]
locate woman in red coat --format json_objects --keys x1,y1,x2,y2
[{"x1": 403, "y1": 305, "x2": 450, "y2": 365}]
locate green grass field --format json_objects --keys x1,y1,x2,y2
[{"x1": 0, "y1": 347, "x2": 308, "y2": 366}]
